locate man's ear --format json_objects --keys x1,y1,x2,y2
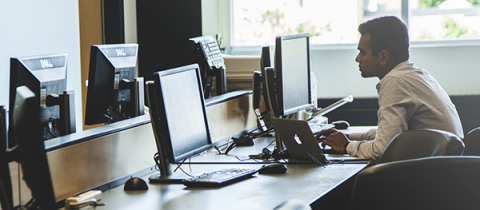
[{"x1": 378, "y1": 50, "x2": 390, "y2": 65}]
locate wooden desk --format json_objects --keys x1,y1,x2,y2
[{"x1": 78, "y1": 136, "x2": 370, "y2": 210}]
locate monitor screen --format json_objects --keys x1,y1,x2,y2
[
  {"x1": 9, "y1": 54, "x2": 68, "y2": 142},
  {"x1": 274, "y1": 33, "x2": 312, "y2": 117},
  {"x1": 152, "y1": 64, "x2": 213, "y2": 163},
  {"x1": 84, "y1": 44, "x2": 139, "y2": 125}
]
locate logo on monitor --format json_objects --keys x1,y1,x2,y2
[
  {"x1": 40, "y1": 59, "x2": 53, "y2": 68},
  {"x1": 294, "y1": 134, "x2": 302, "y2": 145},
  {"x1": 115, "y1": 48, "x2": 126, "y2": 56}
]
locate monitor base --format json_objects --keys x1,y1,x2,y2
[{"x1": 148, "y1": 173, "x2": 191, "y2": 184}]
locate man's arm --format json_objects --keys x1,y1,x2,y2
[
  {"x1": 348, "y1": 128, "x2": 377, "y2": 141},
  {"x1": 347, "y1": 77, "x2": 413, "y2": 160}
]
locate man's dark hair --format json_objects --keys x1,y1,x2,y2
[{"x1": 358, "y1": 16, "x2": 409, "y2": 63}]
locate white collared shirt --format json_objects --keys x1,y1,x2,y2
[{"x1": 347, "y1": 61, "x2": 464, "y2": 160}]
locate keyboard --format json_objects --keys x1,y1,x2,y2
[
  {"x1": 309, "y1": 123, "x2": 334, "y2": 134},
  {"x1": 183, "y1": 168, "x2": 258, "y2": 187}
]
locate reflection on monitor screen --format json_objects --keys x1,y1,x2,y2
[{"x1": 159, "y1": 67, "x2": 212, "y2": 161}]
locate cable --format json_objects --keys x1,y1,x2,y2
[
  {"x1": 217, "y1": 136, "x2": 233, "y2": 151},
  {"x1": 235, "y1": 155, "x2": 261, "y2": 163},
  {"x1": 153, "y1": 153, "x2": 161, "y2": 171},
  {"x1": 173, "y1": 158, "x2": 195, "y2": 177},
  {"x1": 224, "y1": 123, "x2": 275, "y2": 155},
  {"x1": 51, "y1": 120, "x2": 60, "y2": 137}
]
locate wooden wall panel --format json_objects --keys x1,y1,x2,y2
[{"x1": 79, "y1": 0, "x2": 104, "y2": 130}]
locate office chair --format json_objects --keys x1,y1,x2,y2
[
  {"x1": 462, "y1": 127, "x2": 480, "y2": 156},
  {"x1": 376, "y1": 129, "x2": 464, "y2": 164},
  {"x1": 349, "y1": 156, "x2": 480, "y2": 210}
]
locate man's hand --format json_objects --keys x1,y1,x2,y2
[
  {"x1": 316, "y1": 128, "x2": 337, "y2": 140},
  {"x1": 316, "y1": 129, "x2": 350, "y2": 153}
]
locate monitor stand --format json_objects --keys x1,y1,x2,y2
[
  {"x1": 148, "y1": 161, "x2": 191, "y2": 184},
  {"x1": 119, "y1": 77, "x2": 145, "y2": 118},
  {"x1": 148, "y1": 173, "x2": 191, "y2": 184},
  {"x1": 46, "y1": 90, "x2": 76, "y2": 136},
  {"x1": 215, "y1": 67, "x2": 227, "y2": 96}
]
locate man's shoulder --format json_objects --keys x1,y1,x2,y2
[{"x1": 384, "y1": 65, "x2": 432, "y2": 83}]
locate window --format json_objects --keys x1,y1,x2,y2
[
  {"x1": 410, "y1": 0, "x2": 480, "y2": 41},
  {"x1": 232, "y1": 0, "x2": 480, "y2": 47}
]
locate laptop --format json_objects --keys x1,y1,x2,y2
[{"x1": 270, "y1": 118, "x2": 369, "y2": 163}]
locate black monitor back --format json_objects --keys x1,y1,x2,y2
[
  {"x1": 85, "y1": 44, "x2": 138, "y2": 125},
  {"x1": 12, "y1": 86, "x2": 56, "y2": 210},
  {"x1": 9, "y1": 54, "x2": 67, "y2": 144},
  {"x1": 0, "y1": 105, "x2": 12, "y2": 210},
  {"x1": 260, "y1": 46, "x2": 276, "y2": 113}
]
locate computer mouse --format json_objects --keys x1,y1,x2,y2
[
  {"x1": 332, "y1": 120, "x2": 350, "y2": 129},
  {"x1": 124, "y1": 177, "x2": 148, "y2": 191},
  {"x1": 258, "y1": 163, "x2": 287, "y2": 174}
]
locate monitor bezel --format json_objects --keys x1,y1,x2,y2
[{"x1": 274, "y1": 33, "x2": 312, "y2": 117}]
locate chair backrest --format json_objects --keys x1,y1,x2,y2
[
  {"x1": 376, "y1": 129, "x2": 464, "y2": 164},
  {"x1": 349, "y1": 156, "x2": 480, "y2": 210},
  {"x1": 463, "y1": 127, "x2": 480, "y2": 156}
]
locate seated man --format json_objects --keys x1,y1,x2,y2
[{"x1": 317, "y1": 16, "x2": 463, "y2": 160}]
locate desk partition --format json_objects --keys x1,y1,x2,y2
[{"x1": 10, "y1": 91, "x2": 257, "y2": 207}]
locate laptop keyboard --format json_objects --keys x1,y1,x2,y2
[{"x1": 183, "y1": 168, "x2": 257, "y2": 187}]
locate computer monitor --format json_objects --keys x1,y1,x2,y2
[
  {"x1": 0, "y1": 178, "x2": 11, "y2": 210},
  {"x1": 6, "y1": 86, "x2": 56, "y2": 209},
  {"x1": 274, "y1": 33, "x2": 312, "y2": 117},
  {"x1": 85, "y1": 43, "x2": 144, "y2": 125},
  {"x1": 258, "y1": 46, "x2": 276, "y2": 113},
  {"x1": 146, "y1": 64, "x2": 213, "y2": 183},
  {"x1": 0, "y1": 105, "x2": 12, "y2": 210},
  {"x1": 9, "y1": 53, "x2": 72, "y2": 142}
]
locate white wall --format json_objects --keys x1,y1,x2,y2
[
  {"x1": 0, "y1": 0, "x2": 82, "y2": 131},
  {"x1": 202, "y1": 0, "x2": 231, "y2": 53},
  {"x1": 124, "y1": 0, "x2": 137, "y2": 44},
  {"x1": 308, "y1": 43, "x2": 480, "y2": 98}
]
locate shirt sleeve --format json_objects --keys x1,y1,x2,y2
[
  {"x1": 347, "y1": 77, "x2": 414, "y2": 160},
  {"x1": 348, "y1": 128, "x2": 377, "y2": 140}
]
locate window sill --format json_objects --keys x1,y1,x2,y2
[{"x1": 230, "y1": 39, "x2": 480, "y2": 55}]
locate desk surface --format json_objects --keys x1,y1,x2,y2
[
  {"x1": 190, "y1": 126, "x2": 375, "y2": 164},
  {"x1": 80, "y1": 133, "x2": 370, "y2": 210},
  {"x1": 90, "y1": 163, "x2": 367, "y2": 210}
]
